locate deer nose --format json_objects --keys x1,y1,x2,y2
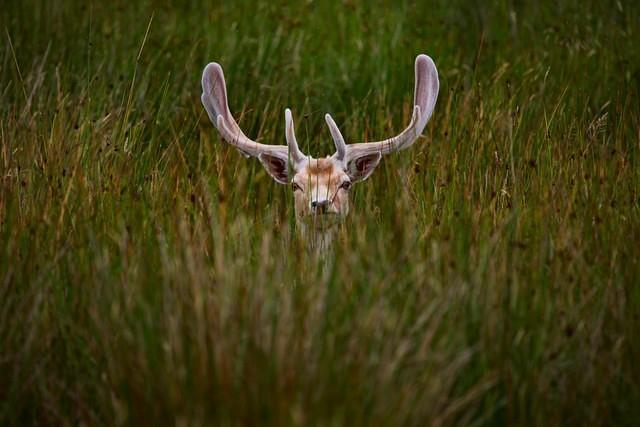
[{"x1": 311, "y1": 199, "x2": 330, "y2": 214}]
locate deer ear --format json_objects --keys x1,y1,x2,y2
[
  {"x1": 346, "y1": 152, "x2": 382, "y2": 182},
  {"x1": 258, "y1": 153, "x2": 290, "y2": 184}
]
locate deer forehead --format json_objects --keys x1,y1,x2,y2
[{"x1": 295, "y1": 158, "x2": 345, "y2": 187}]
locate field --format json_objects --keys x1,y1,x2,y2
[{"x1": 1, "y1": 0, "x2": 639, "y2": 425}]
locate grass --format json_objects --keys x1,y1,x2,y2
[{"x1": 1, "y1": 0, "x2": 639, "y2": 425}]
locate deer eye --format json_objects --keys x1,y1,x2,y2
[
  {"x1": 291, "y1": 182, "x2": 302, "y2": 192},
  {"x1": 340, "y1": 180, "x2": 352, "y2": 191}
]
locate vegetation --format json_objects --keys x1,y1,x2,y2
[{"x1": 1, "y1": 0, "x2": 639, "y2": 425}]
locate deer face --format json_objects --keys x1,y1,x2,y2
[
  {"x1": 292, "y1": 158, "x2": 351, "y2": 218},
  {"x1": 201, "y1": 54, "x2": 439, "y2": 229},
  {"x1": 258, "y1": 153, "x2": 383, "y2": 225},
  {"x1": 260, "y1": 153, "x2": 380, "y2": 222}
]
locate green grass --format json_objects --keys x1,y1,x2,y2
[{"x1": 1, "y1": 0, "x2": 639, "y2": 425}]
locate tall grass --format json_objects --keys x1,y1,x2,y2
[{"x1": 1, "y1": 0, "x2": 639, "y2": 425}]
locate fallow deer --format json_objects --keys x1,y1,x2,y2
[{"x1": 201, "y1": 54, "x2": 439, "y2": 247}]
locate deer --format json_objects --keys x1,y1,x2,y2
[{"x1": 201, "y1": 54, "x2": 439, "y2": 249}]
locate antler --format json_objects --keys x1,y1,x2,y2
[
  {"x1": 201, "y1": 62, "x2": 306, "y2": 164},
  {"x1": 327, "y1": 54, "x2": 439, "y2": 164}
]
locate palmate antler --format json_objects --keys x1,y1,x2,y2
[
  {"x1": 201, "y1": 63, "x2": 306, "y2": 165},
  {"x1": 325, "y1": 54, "x2": 440, "y2": 164},
  {"x1": 201, "y1": 54, "x2": 439, "y2": 184}
]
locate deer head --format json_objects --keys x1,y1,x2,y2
[{"x1": 201, "y1": 54, "x2": 439, "y2": 232}]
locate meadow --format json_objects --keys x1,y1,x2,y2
[{"x1": 1, "y1": 0, "x2": 639, "y2": 425}]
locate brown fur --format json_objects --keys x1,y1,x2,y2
[
  {"x1": 306, "y1": 158, "x2": 335, "y2": 175},
  {"x1": 292, "y1": 157, "x2": 351, "y2": 224}
]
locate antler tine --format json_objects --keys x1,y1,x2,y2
[
  {"x1": 285, "y1": 108, "x2": 306, "y2": 164},
  {"x1": 325, "y1": 114, "x2": 347, "y2": 162},
  {"x1": 201, "y1": 62, "x2": 301, "y2": 161},
  {"x1": 341, "y1": 54, "x2": 439, "y2": 163}
]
